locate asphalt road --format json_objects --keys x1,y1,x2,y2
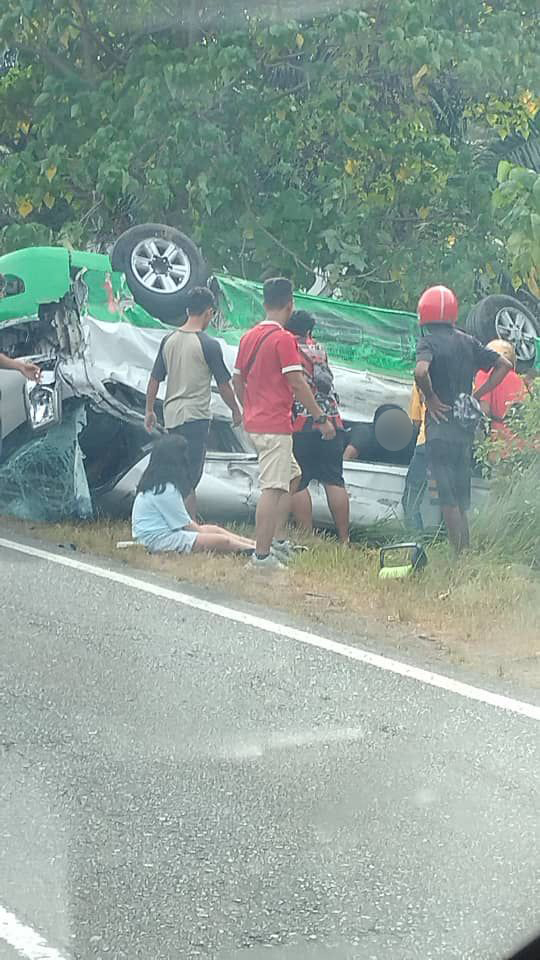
[{"x1": 0, "y1": 538, "x2": 539, "y2": 960}]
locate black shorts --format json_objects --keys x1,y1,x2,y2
[
  {"x1": 293, "y1": 429, "x2": 345, "y2": 490},
  {"x1": 427, "y1": 437, "x2": 472, "y2": 510},
  {"x1": 168, "y1": 419, "x2": 210, "y2": 491}
]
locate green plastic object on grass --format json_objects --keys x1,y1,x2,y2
[{"x1": 379, "y1": 542, "x2": 428, "y2": 579}]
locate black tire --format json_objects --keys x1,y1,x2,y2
[
  {"x1": 110, "y1": 223, "x2": 208, "y2": 323},
  {"x1": 465, "y1": 295, "x2": 539, "y2": 372}
]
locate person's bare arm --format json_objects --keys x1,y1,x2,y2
[
  {"x1": 218, "y1": 381, "x2": 242, "y2": 427},
  {"x1": 285, "y1": 371, "x2": 336, "y2": 439},
  {"x1": 473, "y1": 356, "x2": 512, "y2": 402},
  {"x1": 232, "y1": 373, "x2": 245, "y2": 407},
  {"x1": 414, "y1": 361, "x2": 450, "y2": 424},
  {"x1": 145, "y1": 375, "x2": 160, "y2": 432},
  {"x1": 0, "y1": 353, "x2": 41, "y2": 381}
]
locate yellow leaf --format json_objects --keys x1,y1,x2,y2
[
  {"x1": 520, "y1": 90, "x2": 540, "y2": 118},
  {"x1": 296, "y1": 32, "x2": 304, "y2": 49},
  {"x1": 17, "y1": 198, "x2": 33, "y2": 218},
  {"x1": 446, "y1": 234, "x2": 457, "y2": 247},
  {"x1": 43, "y1": 192, "x2": 55, "y2": 209},
  {"x1": 45, "y1": 164, "x2": 57, "y2": 183},
  {"x1": 344, "y1": 158, "x2": 359, "y2": 176},
  {"x1": 418, "y1": 206, "x2": 430, "y2": 220},
  {"x1": 412, "y1": 64, "x2": 429, "y2": 91},
  {"x1": 276, "y1": 108, "x2": 286, "y2": 121},
  {"x1": 18, "y1": 121, "x2": 31, "y2": 135}
]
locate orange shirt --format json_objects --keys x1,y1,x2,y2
[{"x1": 475, "y1": 368, "x2": 527, "y2": 455}]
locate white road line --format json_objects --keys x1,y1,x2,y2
[
  {"x1": 1, "y1": 536, "x2": 539, "y2": 723},
  {"x1": 0, "y1": 905, "x2": 68, "y2": 960}
]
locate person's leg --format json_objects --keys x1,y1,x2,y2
[
  {"x1": 176, "y1": 419, "x2": 210, "y2": 520},
  {"x1": 428, "y1": 439, "x2": 465, "y2": 552},
  {"x1": 255, "y1": 489, "x2": 288, "y2": 555},
  {"x1": 198, "y1": 524, "x2": 255, "y2": 548},
  {"x1": 441, "y1": 506, "x2": 465, "y2": 552},
  {"x1": 402, "y1": 445, "x2": 427, "y2": 531},
  {"x1": 290, "y1": 433, "x2": 313, "y2": 533},
  {"x1": 324, "y1": 484, "x2": 350, "y2": 543},
  {"x1": 316, "y1": 430, "x2": 349, "y2": 543},
  {"x1": 274, "y1": 474, "x2": 302, "y2": 542},
  {"x1": 291, "y1": 488, "x2": 313, "y2": 533},
  {"x1": 167, "y1": 425, "x2": 197, "y2": 518},
  {"x1": 250, "y1": 434, "x2": 300, "y2": 556},
  {"x1": 456, "y1": 440, "x2": 472, "y2": 552},
  {"x1": 192, "y1": 532, "x2": 253, "y2": 554}
]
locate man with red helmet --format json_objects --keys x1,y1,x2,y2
[{"x1": 414, "y1": 285, "x2": 512, "y2": 552}]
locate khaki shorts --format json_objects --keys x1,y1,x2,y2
[{"x1": 249, "y1": 433, "x2": 302, "y2": 492}]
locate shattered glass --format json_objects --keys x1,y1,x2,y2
[{"x1": 0, "y1": 402, "x2": 93, "y2": 522}]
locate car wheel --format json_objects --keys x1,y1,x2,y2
[
  {"x1": 110, "y1": 223, "x2": 208, "y2": 324},
  {"x1": 465, "y1": 295, "x2": 539, "y2": 371}
]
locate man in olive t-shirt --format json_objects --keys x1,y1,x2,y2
[{"x1": 145, "y1": 287, "x2": 241, "y2": 518}]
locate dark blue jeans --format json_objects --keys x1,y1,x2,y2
[{"x1": 402, "y1": 444, "x2": 427, "y2": 531}]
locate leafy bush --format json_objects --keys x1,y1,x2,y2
[{"x1": 473, "y1": 385, "x2": 540, "y2": 565}]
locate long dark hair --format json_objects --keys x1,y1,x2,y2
[{"x1": 136, "y1": 435, "x2": 192, "y2": 498}]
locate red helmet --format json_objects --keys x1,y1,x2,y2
[{"x1": 417, "y1": 285, "x2": 459, "y2": 326}]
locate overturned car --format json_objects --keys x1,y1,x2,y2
[{"x1": 2, "y1": 223, "x2": 533, "y2": 533}]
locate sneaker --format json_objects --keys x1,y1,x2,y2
[
  {"x1": 271, "y1": 539, "x2": 295, "y2": 562},
  {"x1": 249, "y1": 553, "x2": 286, "y2": 572}
]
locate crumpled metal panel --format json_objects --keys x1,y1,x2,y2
[
  {"x1": 76, "y1": 316, "x2": 412, "y2": 426},
  {"x1": 94, "y1": 442, "x2": 491, "y2": 533}
]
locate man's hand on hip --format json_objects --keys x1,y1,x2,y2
[
  {"x1": 319, "y1": 419, "x2": 336, "y2": 440},
  {"x1": 425, "y1": 394, "x2": 450, "y2": 423}
]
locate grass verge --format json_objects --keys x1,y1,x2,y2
[{"x1": 3, "y1": 514, "x2": 539, "y2": 690}]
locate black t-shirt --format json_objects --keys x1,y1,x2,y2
[{"x1": 416, "y1": 326, "x2": 500, "y2": 440}]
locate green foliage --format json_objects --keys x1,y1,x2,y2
[
  {"x1": 0, "y1": 0, "x2": 539, "y2": 311},
  {"x1": 493, "y1": 162, "x2": 540, "y2": 293},
  {"x1": 474, "y1": 386, "x2": 540, "y2": 564}
]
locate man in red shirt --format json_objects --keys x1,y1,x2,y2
[{"x1": 233, "y1": 278, "x2": 336, "y2": 570}]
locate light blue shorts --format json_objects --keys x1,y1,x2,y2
[{"x1": 145, "y1": 530, "x2": 198, "y2": 555}]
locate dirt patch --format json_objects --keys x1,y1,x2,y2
[{"x1": 2, "y1": 516, "x2": 539, "y2": 690}]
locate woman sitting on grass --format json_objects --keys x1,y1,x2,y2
[{"x1": 132, "y1": 434, "x2": 256, "y2": 556}]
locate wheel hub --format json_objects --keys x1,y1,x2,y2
[
  {"x1": 130, "y1": 237, "x2": 191, "y2": 294},
  {"x1": 495, "y1": 306, "x2": 537, "y2": 363}
]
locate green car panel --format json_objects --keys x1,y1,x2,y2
[{"x1": 0, "y1": 246, "x2": 72, "y2": 322}]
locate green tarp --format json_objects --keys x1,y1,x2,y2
[
  {"x1": 80, "y1": 264, "x2": 419, "y2": 377},
  {"x1": 83, "y1": 268, "x2": 540, "y2": 376},
  {"x1": 215, "y1": 275, "x2": 418, "y2": 377}
]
